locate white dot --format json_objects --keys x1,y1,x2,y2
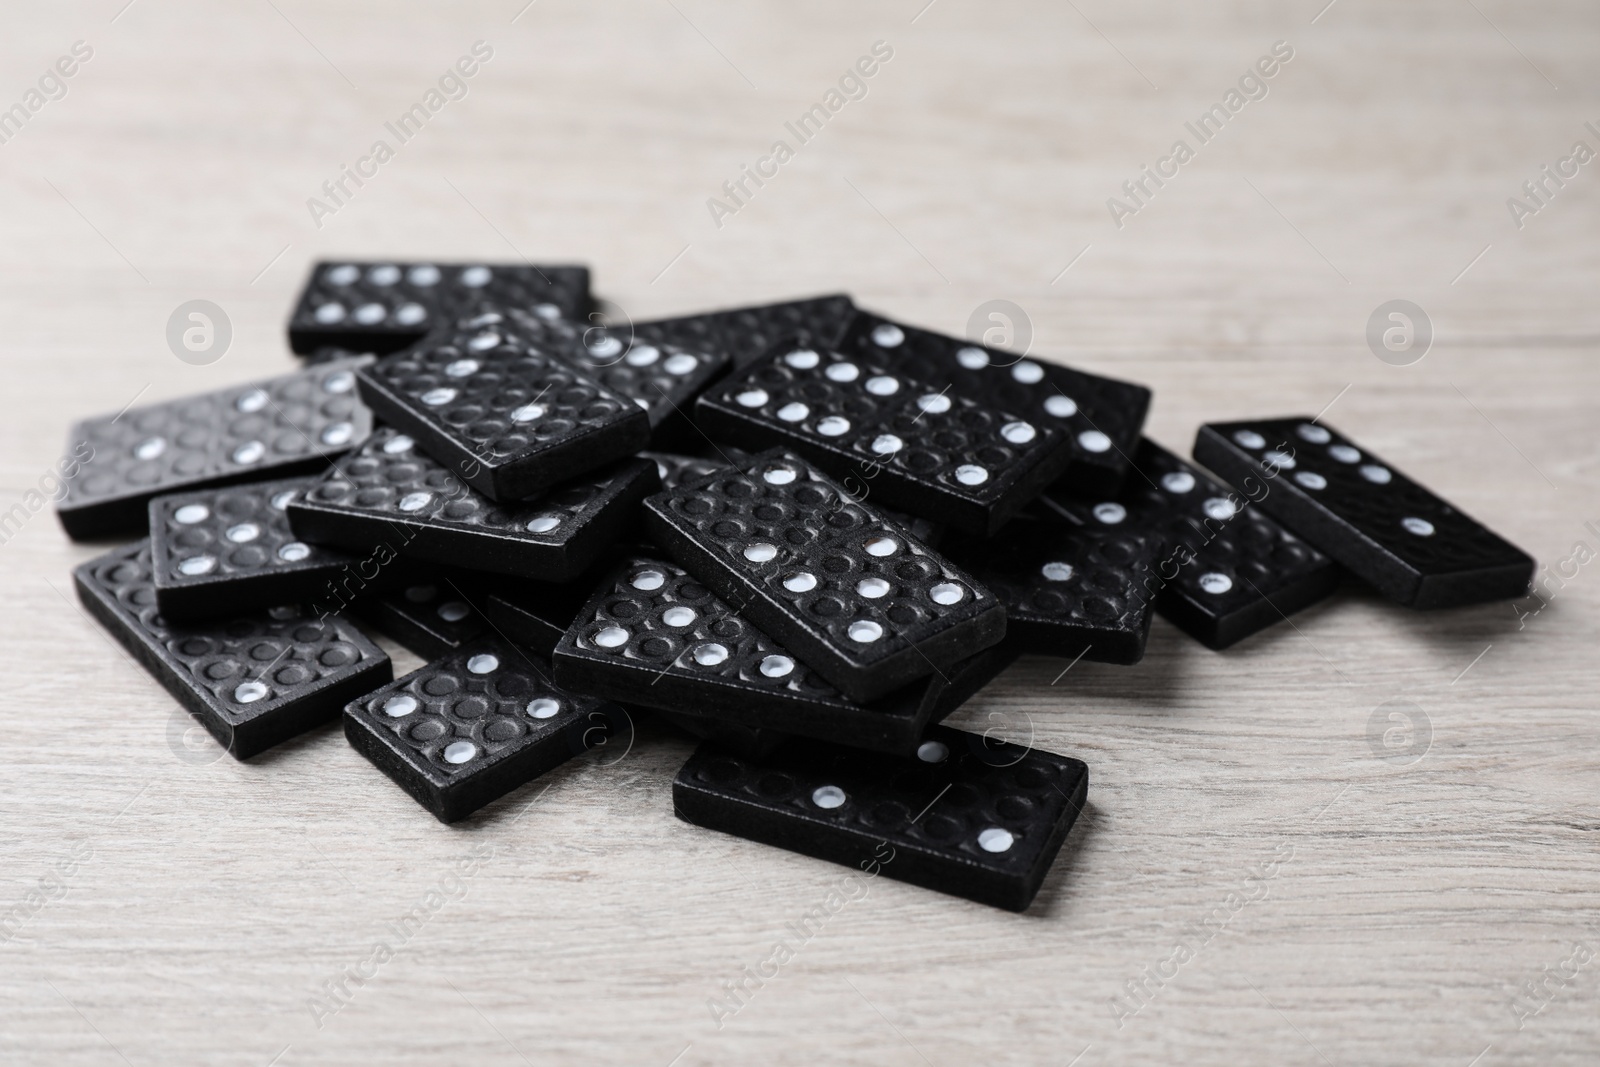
[
  {"x1": 467, "y1": 653, "x2": 499, "y2": 674},
  {"x1": 405, "y1": 585, "x2": 435, "y2": 602},
  {"x1": 354, "y1": 303, "x2": 386, "y2": 325},
  {"x1": 955, "y1": 465, "x2": 989, "y2": 485},
  {"x1": 1295, "y1": 471, "x2": 1328, "y2": 490},
  {"x1": 382, "y1": 694, "x2": 418, "y2": 717},
  {"x1": 588, "y1": 336, "x2": 623, "y2": 359},
  {"x1": 511, "y1": 403, "x2": 546, "y2": 423},
  {"x1": 848, "y1": 620, "x2": 883, "y2": 643},
  {"x1": 320, "y1": 422, "x2": 354, "y2": 446},
  {"x1": 326, "y1": 264, "x2": 359, "y2": 285},
  {"x1": 398, "y1": 492, "x2": 432, "y2": 512},
  {"x1": 1297, "y1": 424, "x2": 1331, "y2": 444},
  {"x1": 1361, "y1": 464, "x2": 1392, "y2": 484},
  {"x1": 278, "y1": 542, "x2": 311, "y2": 562},
  {"x1": 917, "y1": 740, "x2": 949, "y2": 763},
  {"x1": 467, "y1": 331, "x2": 501, "y2": 352},
  {"x1": 777, "y1": 402, "x2": 809, "y2": 422},
  {"x1": 1199, "y1": 572, "x2": 1233, "y2": 594},
  {"x1": 871, "y1": 324, "x2": 904, "y2": 347},
  {"x1": 234, "y1": 681, "x2": 268, "y2": 703},
  {"x1": 1234, "y1": 430, "x2": 1266, "y2": 449},
  {"x1": 236, "y1": 388, "x2": 269, "y2": 412},
  {"x1": 744, "y1": 543, "x2": 777, "y2": 563},
  {"x1": 977, "y1": 828, "x2": 1015, "y2": 853},
  {"x1": 443, "y1": 741, "x2": 477, "y2": 764},
  {"x1": 762, "y1": 466, "x2": 797, "y2": 485},
  {"x1": 594, "y1": 626, "x2": 629, "y2": 648},
  {"x1": 1001, "y1": 421, "x2": 1036, "y2": 445},
  {"x1": 407, "y1": 265, "x2": 441, "y2": 286},
  {"x1": 528, "y1": 697, "x2": 560, "y2": 719},
  {"x1": 917, "y1": 393, "x2": 952, "y2": 414},
  {"x1": 1203, "y1": 497, "x2": 1237, "y2": 521},
  {"x1": 134, "y1": 437, "x2": 166, "y2": 460},
  {"x1": 736, "y1": 389, "x2": 769, "y2": 408},
  {"x1": 395, "y1": 303, "x2": 427, "y2": 326},
  {"x1": 313, "y1": 303, "x2": 346, "y2": 324},
  {"x1": 271, "y1": 490, "x2": 297, "y2": 510},
  {"x1": 1329, "y1": 444, "x2": 1362, "y2": 464},
  {"x1": 1078, "y1": 430, "x2": 1112, "y2": 453},
  {"x1": 226, "y1": 523, "x2": 260, "y2": 543},
  {"x1": 526, "y1": 515, "x2": 561, "y2": 533},
  {"x1": 825, "y1": 361, "x2": 860, "y2": 382},
  {"x1": 1263, "y1": 450, "x2": 1296, "y2": 470},
  {"x1": 368, "y1": 265, "x2": 400, "y2": 285},
  {"x1": 178, "y1": 555, "x2": 216, "y2": 576},
  {"x1": 664, "y1": 354, "x2": 699, "y2": 375},
  {"x1": 871, "y1": 434, "x2": 904, "y2": 455},
  {"x1": 784, "y1": 348, "x2": 820, "y2": 369},
  {"x1": 1041, "y1": 562, "x2": 1073, "y2": 582},
  {"x1": 865, "y1": 376, "x2": 900, "y2": 396},
  {"x1": 1162, "y1": 472, "x2": 1195, "y2": 493},
  {"x1": 1045, "y1": 395, "x2": 1078, "y2": 418},
  {"x1": 233, "y1": 441, "x2": 266, "y2": 465},
  {"x1": 532, "y1": 304, "x2": 560, "y2": 321},
  {"x1": 857, "y1": 577, "x2": 890, "y2": 599},
  {"x1": 1011, "y1": 361, "x2": 1044, "y2": 384},
  {"x1": 1093, "y1": 502, "x2": 1126, "y2": 524},
  {"x1": 865, "y1": 536, "x2": 898, "y2": 557},
  {"x1": 956, "y1": 347, "x2": 989, "y2": 370},
  {"x1": 174, "y1": 504, "x2": 209, "y2": 524},
  {"x1": 817, "y1": 416, "x2": 851, "y2": 437},
  {"x1": 626, "y1": 345, "x2": 661, "y2": 367},
  {"x1": 1402, "y1": 516, "x2": 1435, "y2": 536},
  {"x1": 421, "y1": 387, "x2": 457, "y2": 406},
  {"x1": 663, "y1": 606, "x2": 697, "y2": 627},
  {"x1": 783, "y1": 572, "x2": 817, "y2": 593},
  {"x1": 445, "y1": 358, "x2": 480, "y2": 377},
  {"x1": 322, "y1": 371, "x2": 354, "y2": 395},
  {"x1": 760, "y1": 655, "x2": 795, "y2": 678},
  {"x1": 812, "y1": 785, "x2": 848, "y2": 808},
  {"x1": 460, "y1": 266, "x2": 492, "y2": 287},
  {"x1": 693, "y1": 643, "x2": 729, "y2": 666},
  {"x1": 631, "y1": 570, "x2": 666, "y2": 591},
  {"x1": 930, "y1": 582, "x2": 965, "y2": 605},
  {"x1": 383, "y1": 435, "x2": 414, "y2": 454},
  {"x1": 437, "y1": 601, "x2": 470, "y2": 622}
]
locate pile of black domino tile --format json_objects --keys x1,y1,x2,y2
[{"x1": 57, "y1": 261, "x2": 1536, "y2": 912}]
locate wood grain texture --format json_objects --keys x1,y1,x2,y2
[{"x1": 1, "y1": 1, "x2": 1597, "y2": 1064}]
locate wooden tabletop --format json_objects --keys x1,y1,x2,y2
[{"x1": 2, "y1": 2, "x2": 1597, "y2": 1064}]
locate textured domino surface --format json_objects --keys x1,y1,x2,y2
[
  {"x1": 695, "y1": 341, "x2": 1075, "y2": 535},
  {"x1": 288, "y1": 260, "x2": 590, "y2": 355},
  {"x1": 74, "y1": 541, "x2": 391, "y2": 759},
  {"x1": 673, "y1": 724, "x2": 1088, "y2": 911},
  {"x1": 640, "y1": 451, "x2": 732, "y2": 492},
  {"x1": 633, "y1": 294, "x2": 858, "y2": 370},
  {"x1": 355, "y1": 321, "x2": 650, "y2": 501},
  {"x1": 286, "y1": 428, "x2": 658, "y2": 581},
  {"x1": 343, "y1": 638, "x2": 622, "y2": 822},
  {"x1": 353, "y1": 574, "x2": 488, "y2": 660},
  {"x1": 1194, "y1": 418, "x2": 1533, "y2": 608},
  {"x1": 57, "y1": 359, "x2": 373, "y2": 540},
  {"x1": 641, "y1": 449, "x2": 1006, "y2": 702},
  {"x1": 839, "y1": 312, "x2": 1151, "y2": 496}
]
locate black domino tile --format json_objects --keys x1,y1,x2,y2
[
  {"x1": 74, "y1": 541, "x2": 391, "y2": 759},
  {"x1": 632, "y1": 294, "x2": 858, "y2": 370},
  {"x1": 285, "y1": 428, "x2": 658, "y2": 581},
  {"x1": 1194, "y1": 418, "x2": 1535, "y2": 609},
  {"x1": 344, "y1": 638, "x2": 623, "y2": 822},
  {"x1": 695, "y1": 341, "x2": 1076, "y2": 536},
  {"x1": 57, "y1": 359, "x2": 373, "y2": 541},
  {"x1": 672, "y1": 724, "x2": 1088, "y2": 911},
  {"x1": 355, "y1": 322, "x2": 650, "y2": 502},
  {"x1": 641, "y1": 449, "x2": 1006, "y2": 702},
  {"x1": 352, "y1": 573, "x2": 488, "y2": 660},
  {"x1": 288, "y1": 260, "x2": 590, "y2": 355},
  {"x1": 476, "y1": 565, "x2": 613, "y2": 659}
]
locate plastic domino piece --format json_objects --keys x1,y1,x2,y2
[
  {"x1": 695, "y1": 341, "x2": 1076, "y2": 536},
  {"x1": 286, "y1": 428, "x2": 658, "y2": 581},
  {"x1": 343, "y1": 638, "x2": 622, "y2": 822},
  {"x1": 672, "y1": 724, "x2": 1088, "y2": 911},
  {"x1": 839, "y1": 312, "x2": 1152, "y2": 496},
  {"x1": 633, "y1": 294, "x2": 858, "y2": 370},
  {"x1": 1194, "y1": 418, "x2": 1534, "y2": 609},
  {"x1": 56, "y1": 358, "x2": 373, "y2": 541},
  {"x1": 355, "y1": 322, "x2": 650, "y2": 501},
  {"x1": 74, "y1": 540, "x2": 391, "y2": 759},
  {"x1": 641, "y1": 449, "x2": 1006, "y2": 702},
  {"x1": 353, "y1": 574, "x2": 488, "y2": 660},
  {"x1": 288, "y1": 260, "x2": 590, "y2": 355}
]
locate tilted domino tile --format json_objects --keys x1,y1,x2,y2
[
  {"x1": 641, "y1": 449, "x2": 1006, "y2": 702},
  {"x1": 353, "y1": 573, "x2": 488, "y2": 660},
  {"x1": 57, "y1": 358, "x2": 373, "y2": 541},
  {"x1": 1194, "y1": 418, "x2": 1534, "y2": 608},
  {"x1": 355, "y1": 322, "x2": 650, "y2": 501},
  {"x1": 672, "y1": 724, "x2": 1088, "y2": 912},
  {"x1": 695, "y1": 341, "x2": 1076, "y2": 536},
  {"x1": 288, "y1": 260, "x2": 590, "y2": 355},
  {"x1": 285, "y1": 428, "x2": 658, "y2": 581},
  {"x1": 476, "y1": 559, "x2": 618, "y2": 659},
  {"x1": 632, "y1": 294, "x2": 858, "y2": 370},
  {"x1": 74, "y1": 540, "x2": 391, "y2": 759},
  {"x1": 838, "y1": 312, "x2": 1152, "y2": 496},
  {"x1": 344, "y1": 637, "x2": 623, "y2": 822},
  {"x1": 944, "y1": 519, "x2": 1157, "y2": 664}
]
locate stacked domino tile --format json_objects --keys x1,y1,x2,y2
[{"x1": 55, "y1": 259, "x2": 1537, "y2": 913}]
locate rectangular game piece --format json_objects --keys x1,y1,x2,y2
[
  {"x1": 355, "y1": 322, "x2": 650, "y2": 501},
  {"x1": 633, "y1": 294, "x2": 858, "y2": 370},
  {"x1": 552, "y1": 557, "x2": 1004, "y2": 754},
  {"x1": 673, "y1": 723, "x2": 1088, "y2": 911},
  {"x1": 838, "y1": 312, "x2": 1152, "y2": 496},
  {"x1": 288, "y1": 260, "x2": 590, "y2": 355},
  {"x1": 477, "y1": 567, "x2": 610, "y2": 658},
  {"x1": 285, "y1": 428, "x2": 658, "y2": 581},
  {"x1": 343, "y1": 637, "x2": 623, "y2": 822},
  {"x1": 641, "y1": 449, "x2": 1006, "y2": 702},
  {"x1": 74, "y1": 540, "x2": 391, "y2": 759},
  {"x1": 56, "y1": 358, "x2": 374, "y2": 541},
  {"x1": 1194, "y1": 418, "x2": 1534, "y2": 608},
  {"x1": 352, "y1": 572, "x2": 488, "y2": 660},
  {"x1": 943, "y1": 519, "x2": 1157, "y2": 664},
  {"x1": 695, "y1": 340, "x2": 1076, "y2": 536}
]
